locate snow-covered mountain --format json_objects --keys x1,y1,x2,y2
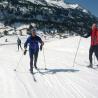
[
  {"x1": 0, "y1": 0, "x2": 97, "y2": 34},
  {"x1": 28, "y1": 0, "x2": 80, "y2": 9}
]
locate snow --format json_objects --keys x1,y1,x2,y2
[
  {"x1": 46, "y1": 0, "x2": 79, "y2": 9},
  {"x1": 26, "y1": 0, "x2": 89, "y2": 15},
  {"x1": 17, "y1": 25, "x2": 29, "y2": 31},
  {"x1": 26, "y1": 0, "x2": 46, "y2": 5},
  {"x1": 83, "y1": 9, "x2": 88, "y2": 13},
  {"x1": 0, "y1": 35, "x2": 98, "y2": 98},
  {"x1": 27, "y1": 0, "x2": 80, "y2": 9}
]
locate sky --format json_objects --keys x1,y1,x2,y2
[{"x1": 65, "y1": 0, "x2": 98, "y2": 17}]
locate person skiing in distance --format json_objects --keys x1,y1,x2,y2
[
  {"x1": 83, "y1": 23, "x2": 98, "y2": 68},
  {"x1": 17, "y1": 37, "x2": 23, "y2": 51},
  {"x1": 24, "y1": 29, "x2": 44, "y2": 73},
  {"x1": 5, "y1": 38, "x2": 8, "y2": 42}
]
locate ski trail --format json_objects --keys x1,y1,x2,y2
[
  {"x1": 67, "y1": 74, "x2": 97, "y2": 98},
  {"x1": 0, "y1": 65, "x2": 30, "y2": 98},
  {"x1": 70, "y1": 74, "x2": 98, "y2": 96},
  {"x1": 56, "y1": 73, "x2": 86, "y2": 98},
  {"x1": 56, "y1": 73, "x2": 95, "y2": 98},
  {"x1": 15, "y1": 72, "x2": 37, "y2": 98},
  {"x1": 15, "y1": 71, "x2": 52, "y2": 98}
]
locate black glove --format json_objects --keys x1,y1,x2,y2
[
  {"x1": 40, "y1": 45, "x2": 42, "y2": 51},
  {"x1": 83, "y1": 35, "x2": 89, "y2": 38},
  {"x1": 84, "y1": 36, "x2": 89, "y2": 38},
  {"x1": 24, "y1": 49, "x2": 27, "y2": 55},
  {"x1": 81, "y1": 33, "x2": 90, "y2": 38}
]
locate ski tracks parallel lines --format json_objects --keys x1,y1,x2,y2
[{"x1": 15, "y1": 72, "x2": 37, "y2": 98}]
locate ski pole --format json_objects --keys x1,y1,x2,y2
[
  {"x1": 43, "y1": 47, "x2": 47, "y2": 70},
  {"x1": 94, "y1": 53, "x2": 95, "y2": 66},
  {"x1": 73, "y1": 36, "x2": 81, "y2": 67},
  {"x1": 14, "y1": 53, "x2": 24, "y2": 71}
]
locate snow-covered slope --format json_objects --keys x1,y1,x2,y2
[{"x1": 0, "y1": 36, "x2": 98, "y2": 98}]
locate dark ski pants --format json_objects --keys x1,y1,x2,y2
[
  {"x1": 29, "y1": 50, "x2": 39, "y2": 70},
  {"x1": 18, "y1": 44, "x2": 22, "y2": 51},
  {"x1": 89, "y1": 45, "x2": 98, "y2": 65}
]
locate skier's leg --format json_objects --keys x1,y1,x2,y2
[
  {"x1": 20, "y1": 44, "x2": 23, "y2": 50},
  {"x1": 34, "y1": 51, "x2": 39, "y2": 69},
  {"x1": 18, "y1": 44, "x2": 19, "y2": 51},
  {"x1": 29, "y1": 50, "x2": 33, "y2": 72},
  {"x1": 89, "y1": 46, "x2": 94, "y2": 67},
  {"x1": 95, "y1": 45, "x2": 98, "y2": 62}
]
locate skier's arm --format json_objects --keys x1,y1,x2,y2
[
  {"x1": 24, "y1": 38, "x2": 29, "y2": 49},
  {"x1": 40, "y1": 40, "x2": 44, "y2": 46},
  {"x1": 20, "y1": 40, "x2": 21, "y2": 44},
  {"x1": 40, "y1": 41, "x2": 44, "y2": 50},
  {"x1": 38, "y1": 37, "x2": 44, "y2": 50},
  {"x1": 24, "y1": 38, "x2": 29, "y2": 55}
]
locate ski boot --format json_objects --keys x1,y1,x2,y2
[{"x1": 87, "y1": 64, "x2": 93, "y2": 68}]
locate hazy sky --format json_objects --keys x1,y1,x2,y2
[{"x1": 65, "y1": 0, "x2": 98, "y2": 17}]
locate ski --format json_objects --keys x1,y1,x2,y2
[
  {"x1": 30, "y1": 71, "x2": 37, "y2": 82},
  {"x1": 35, "y1": 68, "x2": 44, "y2": 75},
  {"x1": 86, "y1": 65, "x2": 98, "y2": 70},
  {"x1": 32, "y1": 74, "x2": 36, "y2": 82},
  {"x1": 91, "y1": 67, "x2": 98, "y2": 70},
  {"x1": 29, "y1": 68, "x2": 44, "y2": 82}
]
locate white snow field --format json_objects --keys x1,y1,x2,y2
[{"x1": 0, "y1": 36, "x2": 98, "y2": 98}]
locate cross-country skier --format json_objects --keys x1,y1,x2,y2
[
  {"x1": 24, "y1": 29, "x2": 44, "y2": 73},
  {"x1": 17, "y1": 37, "x2": 22, "y2": 51},
  {"x1": 83, "y1": 23, "x2": 98, "y2": 68}
]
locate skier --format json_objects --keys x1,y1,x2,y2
[
  {"x1": 17, "y1": 37, "x2": 22, "y2": 51},
  {"x1": 5, "y1": 38, "x2": 8, "y2": 42},
  {"x1": 24, "y1": 29, "x2": 44, "y2": 73},
  {"x1": 83, "y1": 23, "x2": 98, "y2": 68}
]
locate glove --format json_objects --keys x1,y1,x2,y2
[
  {"x1": 24, "y1": 49, "x2": 27, "y2": 55},
  {"x1": 84, "y1": 36, "x2": 89, "y2": 38},
  {"x1": 81, "y1": 34, "x2": 86, "y2": 38},
  {"x1": 81, "y1": 35, "x2": 89, "y2": 38},
  {"x1": 40, "y1": 45, "x2": 42, "y2": 51},
  {"x1": 81, "y1": 33, "x2": 90, "y2": 38}
]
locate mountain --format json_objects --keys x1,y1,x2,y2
[{"x1": 0, "y1": 0, "x2": 97, "y2": 35}]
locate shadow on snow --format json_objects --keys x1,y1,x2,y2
[{"x1": 39, "y1": 68, "x2": 80, "y2": 75}]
